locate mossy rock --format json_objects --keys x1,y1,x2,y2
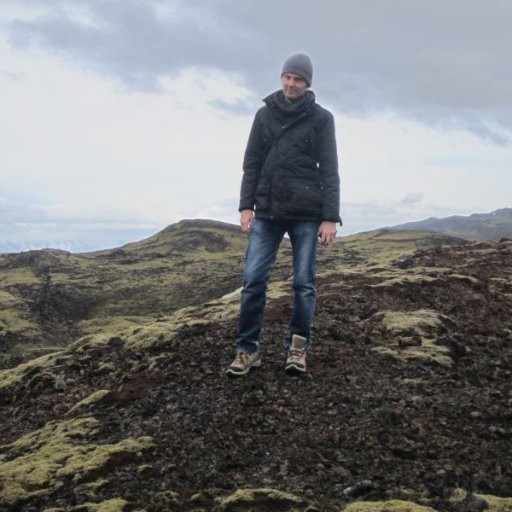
[
  {"x1": 475, "y1": 495, "x2": 512, "y2": 512},
  {"x1": 344, "y1": 499, "x2": 438, "y2": 512},
  {"x1": 67, "y1": 389, "x2": 111, "y2": 415},
  {"x1": 216, "y1": 487, "x2": 307, "y2": 511},
  {"x1": 371, "y1": 309, "x2": 452, "y2": 366},
  {"x1": 72, "y1": 498, "x2": 130, "y2": 511},
  {"x1": 0, "y1": 417, "x2": 153, "y2": 507}
]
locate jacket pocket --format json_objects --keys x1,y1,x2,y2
[{"x1": 286, "y1": 179, "x2": 322, "y2": 217}]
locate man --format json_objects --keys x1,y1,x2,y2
[{"x1": 226, "y1": 53, "x2": 341, "y2": 377}]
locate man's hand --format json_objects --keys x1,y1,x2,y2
[
  {"x1": 318, "y1": 221, "x2": 337, "y2": 246},
  {"x1": 240, "y1": 209, "x2": 254, "y2": 235}
]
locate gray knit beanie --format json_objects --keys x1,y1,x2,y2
[{"x1": 281, "y1": 53, "x2": 313, "y2": 86}]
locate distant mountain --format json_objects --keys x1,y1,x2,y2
[
  {"x1": 0, "y1": 240, "x2": 93, "y2": 254},
  {"x1": 390, "y1": 208, "x2": 512, "y2": 241}
]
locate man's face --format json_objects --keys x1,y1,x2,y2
[{"x1": 281, "y1": 73, "x2": 308, "y2": 102}]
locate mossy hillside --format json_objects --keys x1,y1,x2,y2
[
  {"x1": 0, "y1": 284, "x2": 41, "y2": 345},
  {"x1": 0, "y1": 227, "x2": 503, "y2": 378},
  {"x1": 0, "y1": 266, "x2": 38, "y2": 286},
  {"x1": 0, "y1": 308, "x2": 39, "y2": 337},
  {"x1": 76, "y1": 315, "x2": 157, "y2": 337},
  {"x1": 0, "y1": 416, "x2": 153, "y2": 508},
  {"x1": 0, "y1": 228, "x2": 493, "y2": 388},
  {"x1": 0, "y1": 220, "x2": 251, "y2": 363},
  {"x1": 0, "y1": 222, "x2": 467, "y2": 366},
  {"x1": 0, "y1": 288, "x2": 241, "y2": 393},
  {"x1": 0, "y1": 289, "x2": 21, "y2": 307},
  {"x1": 314, "y1": 230, "x2": 467, "y2": 295},
  {"x1": 319, "y1": 229, "x2": 465, "y2": 272}
]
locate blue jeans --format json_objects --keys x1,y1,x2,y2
[{"x1": 235, "y1": 218, "x2": 320, "y2": 353}]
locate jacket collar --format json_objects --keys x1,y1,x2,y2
[{"x1": 263, "y1": 89, "x2": 316, "y2": 119}]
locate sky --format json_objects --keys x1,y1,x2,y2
[{"x1": 1, "y1": 0, "x2": 511, "y2": 252}]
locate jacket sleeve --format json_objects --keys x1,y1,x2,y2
[
  {"x1": 318, "y1": 111, "x2": 342, "y2": 224},
  {"x1": 239, "y1": 110, "x2": 264, "y2": 212}
]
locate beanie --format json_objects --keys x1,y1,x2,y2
[{"x1": 281, "y1": 53, "x2": 313, "y2": 86}]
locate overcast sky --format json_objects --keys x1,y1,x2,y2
[{"x1": 1, "y1": 0, "x2": 511, "y2": 251}]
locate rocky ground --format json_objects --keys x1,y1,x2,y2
[{"x1": 0, "y1": 231, "x2": 511, "y2": 511}]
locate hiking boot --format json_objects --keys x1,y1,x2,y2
[
  {"x1": 285, "y1": 334, "x2": 307, "y2": 374},
  {"x1": 226, "y1": 351, "x2": 261, "y2": 376}
]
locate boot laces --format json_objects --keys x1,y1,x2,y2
[{"x1": 288, "y1": 348, "x2": 305, "y2": 362}]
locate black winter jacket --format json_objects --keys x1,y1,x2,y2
[{"x1": 239, "y1": 89, "x2": 341, "y2": 223}]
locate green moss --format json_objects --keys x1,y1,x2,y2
[
  {"x1": 0, "y1": 351, "x2": 64, "y2": 392},
  {"x1": 0, "y1": 417, "x2": 153, "y2": 507},
  {"x1": 475, "y1": 495, "x2": 512, "y2": 512},
  {"x1": 58, "y1": 437, "x2": 153, "y2": 480},
  {"x1": 449, "y1": 274, "x2": 480, "y2": 284},
  {"x1": 371, "y1": 310, "x2": 452, "y2": 366},
  {"x1": 217, "y1": 488, "x2": 305, "y2": 511},
  {"x1": 371, "y1": 274, "x2": 437, "y2": 287},
  {"x1": 331, "y1": 230, "x2": 456, "y2": 272},
  {"x1": 77, "y1": 316, "x2": 156, "y2": 337},
  {"x1": 94, "y1": 362, "x2": 116, "y2": 374},
  {"x1": 0, "y1": 289, "x2": 20, "y2": 306},
  {"x1": 344, "y1": 499, "x2": 438, "y2": 512},
  {"x1": 0, "y1": 309, "x2": 39, "y2": 335},
  {"x1": 73, "y1": 498, "x2": 129, "y2": 511},
  {"x1": 75, "y1": 478, "x2": 109, "y2": 492},
  {"x1": 0, "y1": 268, "x2": 37, "y2": 286},
  {"x1": 67, "y1": 389, "x2": 111, "y2": 415},
  {"x1": 379, "y1": 310, "x2": 446, "y2": 335},
  {"x1": 449, "y1": 489, "x2": 512, "y2": 512},
  {"x1": 372, "y1": 344, "x2": 452, "y2": 367}
]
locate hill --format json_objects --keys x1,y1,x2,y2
[
  {"x1": 390, "y1": 208, "x2": 512, "y2": 241},
  {"x1": 1, "y1": 225, "x2": 511, "y2": 510},
  {"x1": 0, "y1": 220, "x2": 462, "y2": 370},
  {"x1": 0, "y1": 220, "x2": 249, "y2": 368}
]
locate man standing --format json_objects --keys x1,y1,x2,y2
[{"x1": 226, "y1": 53, "x2": 341, "y2": 377}]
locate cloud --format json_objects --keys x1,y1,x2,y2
[
  {"x1": 1, "y1": 1, "x2": 511, "y2": 251},
  {"x1": 3, "y1": 0, "x2": 512, "y2": 142},
  {"x1": 401, "y1": 192, "x2": 424, "y2": 205}
]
